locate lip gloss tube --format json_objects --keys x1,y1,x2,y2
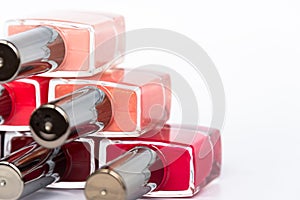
[
  {"x1": 85, "y1": 124, "x2": 221, "y2": 198},
  {"x1": 1, "y1": 11, "x2": 125, "y2": 82},
  {"x1": 48, "y1": 68, "x2": 171, "y2": 136},
  {"x1": 0, "y1": 77, "x2": 50, "y2": 131},
  {"x1": 30, "y1": 86, "x2": 111, "y2": 148},
  {"x1": 0, "y1": 136, "x2": 95, "y2": 199}
]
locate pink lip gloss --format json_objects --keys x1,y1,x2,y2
[
  {"x1": 85, "y1": 124, "x2": 222, "y2": 199},
  {"x1": 0, "y1": 11, "x2": 124, "y2": 82}
]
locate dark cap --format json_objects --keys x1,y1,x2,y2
[
  {"x1": 30, "y1": 104, "x2": 70, "y2": 149},
  {"x1": 0, "y1": 40, "x2": 20, "y2": 83}
]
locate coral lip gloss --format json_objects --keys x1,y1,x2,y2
[
  {"x1": 29, "y1": 68, "x2": 171, "y2": 148},
  {"x1": 48, "y1": 68, "x2": 171, "y2": 136}
]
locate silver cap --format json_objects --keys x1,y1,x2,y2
[{"x1": 0, "y1": 162, "x2": 24, "y2": 200}]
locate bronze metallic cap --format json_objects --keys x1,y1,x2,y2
[{"x1": 85, "y1": 168, "x2": 126, "y2": 200}]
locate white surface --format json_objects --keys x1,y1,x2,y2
[{"x1": 1, "y1": 0, "x2": 300, "y2": 199}]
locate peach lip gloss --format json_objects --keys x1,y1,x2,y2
[{"x1": 3, "y1": 11, "x2": 125, "y2": 81}]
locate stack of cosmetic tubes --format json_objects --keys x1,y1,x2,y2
[{"x1": 0, "y1": 11, "x2": 221, "y2": 200}]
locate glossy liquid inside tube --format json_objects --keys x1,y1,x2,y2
[
  {"x1": 0, "y1": 77, "x2": 50, "y2": 131},
  {"x1": 0, "y1": 85, "x2": 12, "y2": 124},
  {"x1": 0, "y1": 26, "x2": 65, "y2": 83}
]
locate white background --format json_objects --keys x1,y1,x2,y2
[{"x1": 1, "y1": 0, "x2": 300, "y2": 199}]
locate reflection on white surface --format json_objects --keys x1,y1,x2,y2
[
  {"x1": 21, "y1": 180, "x2": 222, "y2": 200},
  {"x1": 22, "y1": 189, "x2": 85, "y2": 200}
]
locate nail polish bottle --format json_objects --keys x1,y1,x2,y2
[
  {"x1": 0, "y1": 134, "x2": 95, "y2": 199},
  {"x1": 85, "y1": 124, "x2": 221, "y2": 198},
  {"x1": 0, "y1": 76, "x2": 50, "y2": 131},
  {"x1": 0, "y1": 11, "x2": 124, "y2": 82},
  {"x1": 29, "y1": 68, "x2": 171, "y2": 148}
]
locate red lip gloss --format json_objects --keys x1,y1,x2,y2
[
  {"x1": 0, "y1": 77, "x2": 50, "y2": 131},
  {"x1": 85, "y1": 124, "x2": 221, "y2": 199},
  {"x1": 0, "y1": 11, "x2": 124, "y2": 82}
]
